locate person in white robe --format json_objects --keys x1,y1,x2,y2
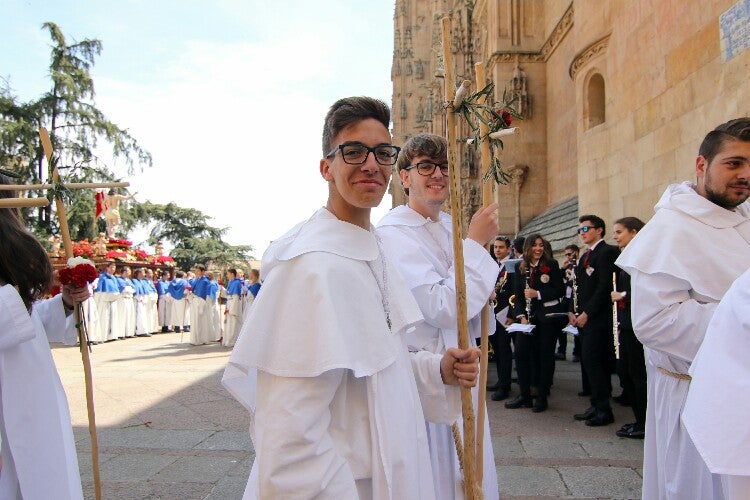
[
  {"x1": 168, "y1": 271, "x2": 189, "y2": 333},
  {"x1": 115, "y1": 266, "x2": 136, "y2": 338},
  {"x1": 0, "y1": 185, "x2": 86, "y2": 499},
  {"x1": 206, "y1": 272, "x2": 222, "y2": 341},
  {"x1": 156, "y1": 270, "x2": 172, "y2": 332},
  {"x1": 223, "y1": 269, "x2": 244, "y2": 347},
  {"x1": 93, "y1": 263, "x2": 119, "y2": 343},
  {"x1": 616, "y1": 118, "x2": 750, "y2": 500},
  {"x1": 683, "y1": 267, "x2": 750, "y2": 499},
  {"x1": 133, "y1": 268, "x2": 151, "y2": 337},
  {"x1": 376, "y1": 132, "x2": 501, "y2": 500},
  {"x1": 223, "y1": 96, "x2": 481, "y2": 499},
  {"x1": 144, "y1": 269, "x2": 159, "y2": 333},
  {"x1": 189, "y1": 265, "x2": 212, "y2": 345}
]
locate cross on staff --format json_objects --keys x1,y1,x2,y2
[
  {"x1": 1, "y1": 127, "x2": 130, "y2": 500},
  {"x1": 441, "y1": 16, "x2": 520, "y2": 499}
]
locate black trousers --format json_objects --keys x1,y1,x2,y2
[
  {"x1": 489, "y1": 322, "x2": 515, "y2": 390},
  {"x1": 581, "y1": 323, "x2": 614, "y2": 411},
  {"x1": 556, "y1": 328, "x2": 567, "y2": 354},
  {"x1": 515, "y1": 321, "x2": 559, "y2": 397},
  {"x1": 617, "y1": 327, "x2": 648, "y2": 427}
]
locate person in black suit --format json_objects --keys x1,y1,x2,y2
[
  {"x1": 505, "y1": 234, "x2": 567, "y2": 413},
  {"x1": 488, "y1": 236, "x2": 515, "y2": 401},
  {"x1": 611, "y1": 217, "x2": 647, "y2": 439},
  {"x1": 570, "y1": 215, "x2": 621, "y2": 426}
]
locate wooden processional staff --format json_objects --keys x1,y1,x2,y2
[
  {"x1": 0, "y1": 128, "x2": 130, "y2": 500},
  {"x1": 441, "y1": 16, "x2": 480, "y2": 499}
]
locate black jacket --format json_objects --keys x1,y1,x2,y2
[
  {"x1": 574, "y1": 241, "x2": 621, "y2": 327},
  {"x1": 513, "y1": 258, "x2": 566, "y2": 324}
]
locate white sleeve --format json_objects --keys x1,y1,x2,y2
[
  {"x1": 254, "y1": 369, "x2": 358, "y2": 499},
  {"x1": 35, "y1": 294, "x2": 78, "y2": 345},
  {"x1": 629, "y1": 270, "x2": 717, "y2": 363},
  {"x1": 411, "y1": 239, "x2": 498, "y2": 330},
  {"x1": 409, "y1": 350, "x2": 461, "y2": 424}
]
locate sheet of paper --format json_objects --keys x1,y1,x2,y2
[
  {"x1": 562, "y1": 325, "x2": 579, "y2": 336},
  {"x1": 506, "y1": 322, "x2": 536, "y2": 334},
  {"x1": 495, "y1": 306, "x2": 509, "y2": 325}
]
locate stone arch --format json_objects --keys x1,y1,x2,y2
[{"x1": 584, "y1": 71, "x2": 606, "y2": 129}]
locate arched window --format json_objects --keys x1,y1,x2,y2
[{"x1": 586, "y1": 73, "x2": 605, "y2": 128}]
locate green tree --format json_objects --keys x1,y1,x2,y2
[
  {"x1": 129, "y1": 201, "x2": 253, "y2": 270},
  {"x1": 0, "y1": 22, "x2": 151, "y2": 236}
]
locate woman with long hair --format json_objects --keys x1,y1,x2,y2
[
  {"x1": 0, "y1": 174, "x2": 86, "y2": 499},
  {"x1": 505, "y1": 234, "x2": 567, "y2": 413},
  {"x1": 611, "y1": 216, "x2": 647, "y2": 439}
]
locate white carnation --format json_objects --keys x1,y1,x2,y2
[{"x1": 67, "y1": 256, "x2": 94, "y2": 268}]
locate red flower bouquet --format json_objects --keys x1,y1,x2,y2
[{"x1": 58, "y1": 257, "x2": 99, "y2": 288}]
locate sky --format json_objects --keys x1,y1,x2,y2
[{"x1": 1, "y1": 0, "x2": 396, "y2": 258}]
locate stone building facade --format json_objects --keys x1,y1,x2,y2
[{"x1": 391, "y1": 0, "x2": 750, "y2": 250}]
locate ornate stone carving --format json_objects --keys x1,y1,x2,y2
[
  {"x1": 569, "y1": 35, "x2": 610, "y2": 79},
  {"x1": 539, "y1": 3, "x2": 573, "y2": 59},
  {"x1": 507, "y1": 62, "x2": 531, "y2": 118},
  {"x1": 415, "y1": 59, "x2": 425, "y2": 79},
  {"x1": 400, "y1": 99, "x2": 407, "y2": 119}
]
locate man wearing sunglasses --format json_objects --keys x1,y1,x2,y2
[
  {"x1": 616, "y1": 118, "x2": 750, "y2": 500},
  {"x1": 570, "y1": 215, "x2": 620, "y2": 427},
  {"x1": 223, "y1": 99, "x2": 480, "y2": 498},
  {"x1": 376, "y1": 133, "x2": 500, "y2": 499}
]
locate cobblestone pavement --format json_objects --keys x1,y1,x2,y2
[{"x1": 52, "y1": 332, "x2": 643, "y2": 499}]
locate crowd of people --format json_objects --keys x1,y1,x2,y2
[
  {"x1": 84, "y1": 264, "x2": 262, "y2": 347},
  {"x1": 1, "y1": 99, "x2": 748, "y2": 500}
]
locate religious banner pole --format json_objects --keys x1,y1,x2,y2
[
  {"x1": 0, "y1": 197, "x2": 49, "y2": 208},
  {"x1": 441, "y1": 16, "x2": 480, "y2": 500},
  {"x1": 473, "y1": 61, "x2": 493, "y2": 484},
  {"x1": 40, "y1": 127, "x2": 104, "y2": 500}
]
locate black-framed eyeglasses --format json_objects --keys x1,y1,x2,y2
[
  {"x1": 403, "y1": 162, "x2": 450, "y2": 176},
  {"x1": 577, "y1": 226, "x2": 594, "y2": 234},
  {"x1": 326, "y1": 142, "x2": 400, "y2": 166}
]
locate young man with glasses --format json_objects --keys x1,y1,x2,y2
[
  {"x1": 617, "y1": 118, "x2": 750, "y2": 500},
  {"x1": 569, "y1": 215, "x2": 620, "y2": 427},
  {"x1": 376, "y1": 133, "x2": 500, "y2": 499},
  {"x1": 223, "y1": 99, "x2": 480, "y2": 499},
  {"x1": 561, "y1": 244, "x2": 580, "y2": 362}
]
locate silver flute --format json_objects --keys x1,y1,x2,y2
[{"x1": 525, "y1": 273, "x2": 533, "y2": 324}]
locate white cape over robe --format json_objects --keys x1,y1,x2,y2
[
  {"x1": 683, "y1": 267, "x2": 750, "y2": 498},
  {"x1": 0, "y1": 286, "x2": 83, "y2": 500},
  {"x1": 616, "y1": 181, "x2": 750, "y2": 500},
  {"x1": 376, "y1": 204, "x2": 500, "y2": 500},
  {"x1": 223, "y1": 208, "x2": 460, "y2": 499}
]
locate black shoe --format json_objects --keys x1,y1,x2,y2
[
  {"x1": 161, "y1": 326, "x2": 169, "y2": 333},
  {"x1": 532, "y1": 396, "x2": 548, "y2": 413},
  {"x1": 184, "y1": 326, "x2": 191, "y2": 332},
  {"x1": 487, "y1": 381, "x2": 501, "y2": 391},
  {"x1": 571, "y1": 355, "x2": 580, "y2": 362},
  {"x1": 578, "y1": 390, "x2": 591, "y2": 397},
  {"x1": 174, "y1": 326, "x2": 181, "y2": 333},
  {"x1": 574, "y1": 406, "x2": 597, "y2": 421},
  {"x1": 613, "y1": 394, "x2": 631, "y2": 407},
  {"x1": 616, "y1": 425, "x2": 645, "y2": 439},
  {"x1": 505, "y1": 395, "x2": 533, "y2": 409},
  {"x1": 618, "y1": 422, "x2": 636, "y2": 433},
  {"x1": 585, "y1": 410, "x2": 614, "y2": 427},
  {"x1": 491, "y1": 388, "x2": 510, "y2": 401},
  {"x1": 554, "y1": 352, "x2": 566, "y2": 361}
]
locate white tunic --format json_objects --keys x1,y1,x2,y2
[
  {"x1": 223, "y1": 208, "x2": 460, "y2": 499},
  {"x1": 683, "y1": 267, "x2": 750, "y2": 499},
  {"x1": 0, "y1": 286, "x2": 83, "y2": 500},
  {"x1": 616, "y1": 181, "x2": 750, "y2": 500},
  {"x1": 223, "y1": 295, "x2": 243, "y2": 347},
  {"x1": 376, "y1": 205, "x2": 500, "y2": 500},
  {"x1": 189, "y1": 296, "x2": 212, "y2": 345}
]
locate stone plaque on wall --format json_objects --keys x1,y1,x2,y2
[{"x1": 720, "y1": 0, "x2": 750, "y2": 61}]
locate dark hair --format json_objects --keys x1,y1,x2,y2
[
  {"x1": 134, "y1": 268, "x2": 145, "y2": 277},
  {"x1": 698, "y1": 118, "x2": 750, "y2": 164},
  {"x1": 194, "y1": 263, "x2": 206, "y2": 272},
  {"x1": 512, "y1": 236, "x2": 525, "y2": 254},
  {"x1": 228, "y1": 268, "x2": 237, "y2": 277},
  {"x1": 564, "y1": 244, "x2": 580, "y2": 255},
  {"x1": 0, "y1": 174, "x2": 54, "y2": 311},
  {"x1": 519, "y1": 234, "x2": 553, "y2": 274},
  {"x1": 321, "y1": 96, "x2": 391, "y2": 156},
  {"x1": 614, "y1": 216, "x2": 645, "y2": 233},
  {"x1": 579, "y1": 214, "x2": 606, "y2": 237},
  {"x1": 175, "y1": 271, "x2": 185, "y2": 278},
  {"x1": 249, "y1": 269, "x2": 260, "y2": 280},
  {"x1": 494, "y1": 235, "x2": 511, "y2": 247}
]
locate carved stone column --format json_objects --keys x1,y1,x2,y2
[{"x1": 506, "y1": 164, "x2": 528, "y2": 235}]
